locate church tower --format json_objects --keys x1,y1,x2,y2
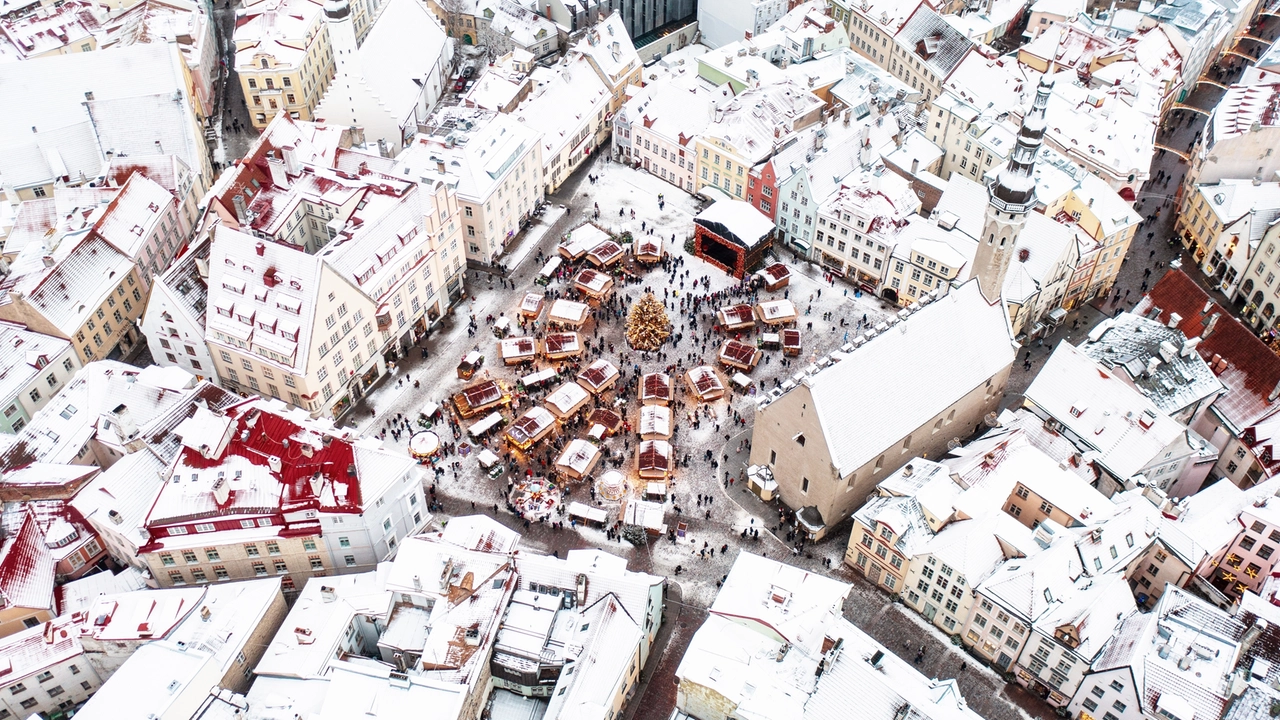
[{"x1": 973, "y1": 77, "x2": 1053, "y2": 303}]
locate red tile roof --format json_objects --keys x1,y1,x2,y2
[
  {"x1": 0, "y1": 508, "x2": 56, "y2": 612},
  {"x1": 1134, "y1": 270, "x2": 1280, "y2": 431}
]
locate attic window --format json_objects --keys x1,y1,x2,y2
[
  {"x1": 794, "y1": 433, "x2": 806, "y2": 447},
  {"x1": 59, "y1": 404, "x2": 77, "y2": 419},
  {"x1": 148, "y1": 202, "x2": 159, "y2": 212},
  {"x1": 1069, "y1": 405, "x2": 1086, "y2": 418},
  {"x1": 1043, "y1": 588, "x2": 1054, "y2": 603}
]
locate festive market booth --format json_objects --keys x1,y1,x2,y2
[
  {"x1": 543, "y1": 332, "x2": 583, "y2": 360},
  {"x1": 761, "y1": 332, "x2": 781, "y2": 349},
  {"x1": 511, "y1": 475, "x2": 560, "y2": 520},
  {"x1": 558, "y1": 222, "x2": 612, "y2": 260},
  {"x1": 755, "y1": 262, "x2": 792, "y2": 291},
  {"x1": 718, "y1": 340, "x2": 762, "y2": 371},
  {"x1": 493, "y1": 317, "x2": 513, "y2": 338},
  {"x1": 639, "y1": 372, "x2": 671, "y2": 405},
  {"x1": 468, "y1": 411, "x2": 506, "y2": 438},
  {"x1": 536, "y1": 257, "x2": 562, "y2": 285},
  {"x1": 596, "y1": 469, "x2": 628, "y2": 501},
  {"x1": 500, "y1": 336, "x2": 538, "y2": 365},
  {"x1": 548, "y1": 299, "x2": 591, "y2": 329},
  {"x1": 544, "y1": 382, "x2": 591, "y2": 419},
  {"x1": 692, "y1": 199, "x2": 774, "y2": 278},
  {"x1": 636, "y1": 439, "x2": 674, "y2": 479},
  {"x1": 519, "y1": 292, "x2": 545, "y2": 318},
  {"x1": 716, "y1": 304, "x2": 756, "y2": 331},
  {"x1": 505, "y1": 407, "x2": 557, "y2": 450},
  {"x1": 457, "y1": 350, "x2": 485, "y2": 379},
  {"x1": 453, "y1": 379, "x2": 511, "y2": 418},
  {"x1": 576, "y1": 359, "x2": 620, "y2": 395},
  {"x1": 644, "y1": 481, "x2": 668, "y2": 500},
  {"x1": 781, "y1": 328, "x2": 802, "y2": 356},
  {"x1": 555, "y1": 439, "x2": 601, "y2": 480},
  {"x1": 622, "y1": 497, "x2": 668, "y2": 534},
  {"x1": 586, "y1": 240, "x2": 624, "y2": 268},
  {"x1": 634, "y1": 236, "x2": 663, "y2": 264},
  {"x1": 587, "y1": 407, "x2": 623, "y2": 439},
  {"x1": 746, "y1": 464, "x2": 778, "y2": 501},
  {"x1": 572, "y1": 268, "x2": 614, "y2": 302},
  {"x1": 684, "y1": 366, "x2": 725, "y2": 402},
  {"x1": 638, "y1": 405, "x2": 672, "y2": 441},
  {"x1": 478, "y1": 449, "x2": 503, "y2": 477},
  {"x1": 755, "y1": 299, "x2": 798, "y2": 326},
  {"x1": 567, "y1": 501, "x2": 607, "y2": 527},
  {"x1": 522, "y1": 367, "x2": 558, "y2": 388},
  {"x1": 409, "y1": 431, "x2": 442, "y2": 462}
]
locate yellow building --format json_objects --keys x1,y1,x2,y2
[
  {"x1": 693, "y1": 80, "x2": 823, "y2": 201},
  {"x1": 234, "y1": 0, "x2": 334, "y2": 129}
]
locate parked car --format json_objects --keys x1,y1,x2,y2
[
  {"x1": 461, "y1": 65, "x2": 475, "y2": 78},
  {"x1": 453, "y1": 78, "x2": 467, "y2": 92}
]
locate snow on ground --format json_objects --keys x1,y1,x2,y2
[{"x1": 349, "y1": 152, "x2": 900, "y2": 588}]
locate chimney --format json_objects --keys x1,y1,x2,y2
[
  {"x1": 232, "y1": 195, "x2": 248, "y2": 225},
  {"x1": 255, "y1": 241, "x2": 265, "y2": 256},
  {"x1": 84, "y1": 90, "x2": 94, "y2": 102},
  {"x1": 267, "y1": 154, "x2": 288, "y2": 188},
  {"x1": 212, "y1": 476, "x2": 231, "y2": 505},
  {"x1": 911, "y1": 158, "x2": 919, "y2": 174},
  {"x1": 436, "y1": 157, "x2": 446, "y2": 174},
  {"x1": 1180, "y1": 337, "x2": 1201, "y2": 357},
  {"x1": 281, "y1": 143, "x2": 300, "y2": 175},
  {"x1": 1167, "y1": 312, "x2": 1181, "y2": 329},
  {"x1": 1201, "y1": 313, "x2": 1219, "y2": 338},
  {"x1": 107, "y1": 403, "x2": 138, "y2": 441},
  {"x1": 154, "y1": 139, "x2": 163, "y2": 154}
]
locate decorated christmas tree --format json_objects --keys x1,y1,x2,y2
[{"x1": 625, "y1": 292, "x2": 671, "y2": 350}]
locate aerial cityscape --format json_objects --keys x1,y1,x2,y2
[{"x1": 2, "y1": 0, "x2": 1280, "y2": 717}]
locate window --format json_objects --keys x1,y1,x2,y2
[
  {"x1": 205, "y1": 548, "x2": 220, "y2": 561},
  {"x1": 310, "y1": 557, "x2": 324, "y2": 570},
  {"x1": 267, "y1": 542, "x2": 281, "y2": 555},
  {"x1": 183, "y1": 550, "x2": 198, "y2": 564},
  {"x1": 1109, "y1": 680, "x2": 1124, "y2": 692},
  {"x1": 214, "y1": 566, "x2": 229, "y2": 581},
  {"x1": 28, "y1": 388, "x2": 40, "y2": 403},
  {"x1": 20, "y1": 699, "x2": 38, "y2": 710},
  {"x1": 274, "y1": 561, "x2": 288, "y2": 574},
  {"x1": 303, "y1": 538, "x2": 317, "y2": 551},
  {"x1": 1082, "y1": 699, "x2": 1098, "y2": 712},
  {"x1": 245, "y1": 544, "x2": 260, "y2": 557}
]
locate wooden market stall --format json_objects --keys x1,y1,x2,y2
[
  {"x1": 638, "y1": 405, "x2": 672, "y2": 440},
  {"x1": 781, "y1": 328, "x2": 802, "y2": 356},
  {"x1": 543, "y1": 332, "x2": 582, "y2": 360},
  {"x1": 755, "y1": 299, "x2": 798, "y2": 326},
  {"x1": 467, "y1": 411, "x2": 506, "y2": 438},
  {"x1": 519, "y1": 292, "x2": 545, "y2": 318},
  {"x1": 587, "y1": 407, "x2": 623, "y2": 439},
  {"x1": 572, "y1": 268, "x2": 614, "y2": 302},
  {"x1": 576, "y1": 359, "x2": 620, "y2": 395},
  {"x1": 718, "y1": 339, "x2": 762, "y2": 371},
  {"x1": 716, "y1": 304, "x2": 756, "y2": 332},
  {"x1": 636, "y1": 439, "x2": 674, "y2": 479},
  {"x1": 544, "y1": 381, "x2": 591, "y2": 419},
  {"x1": 457, "y1": 350, "x2": 485, "y2": 379},
  {"x1": 554, "y1": 439, "x2": 601, "y2": 480},
  {"x1": 684, "y1": 366, "x2": 725, "y2": 402},
  {"x1": 548, "y1": 299, "x2": 591, "y2": 329},
  {"x1": 634, "y1": 236, "x2": 664, "y2": 264},
  {"x1": 622, "y1": 497, "x2": 668, "y2": 534},
  {"x1": 558, "y1": 223, "x2": 613, "y2": 260},
  {"x1": 567, "y1": 501, "x2": 608, "y2": 527},
  {"x1": 499, "y1": 336, "x2": 538, "y2": 365},
  {"x1": 638, "y1": 372, "x2": 671, "y2": 405},
  {"x1": 453, "y1": 379, "x2": 511, "y2": 418},
  {"x1": 586, "y1": 240, "x2": 624, "y2": 268},
  {"x1": 755, "y1": 262, "x2": 792, "y2": 291},
  {"x1": 505, "y1": 406, "x2": 557, "y2": 450},
  {"x1": 522, "y1": 367, "x2": 558, "y2": 388}
]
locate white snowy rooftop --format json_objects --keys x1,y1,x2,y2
[{"x1": 695, "y1": 200, "x2": 774, "y2": 248}]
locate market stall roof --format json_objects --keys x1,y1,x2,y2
[
  {"x1": 555, "y1": 439, "x2": 600, "y2": 478},
  {"x1": 548, "y1": 299, "x2": 591, "y2": 326},
  {"x1": 545, "y1": 382, "x2": 590, "y2": 418},
  {"x1": 685, "y1": 366, "x2": 725, "y2": 401},
  {"x1": 717, "y1": 304, "x2": 756, "y2": 329},
  {"x1": 567, "y1": 501, "x2": 607, "y2": 523},
  {"x1": 639, "y1": 405, "x2": 672, "y2": 438},
  {"x1": 623, "y1": 498, "x2": 667, "y2": 532},
  {"x1": 639, "y1": 372, "x2": 671, "y2": 404},
  {"x1": 576, "y1": 359, "x2": 620, "y2": 394},
  {"x1": 756, "y1": 299, "x2": 798, "y2": 324},
  {"x1": 520, "y1": 293, "x2": 545, "y2": 317},
  {"x1": 500, "y1": 336, "x2": 538, "y2": 362},
  {"x1": 477, "y1": 449, "x2": 501, "y2": 468},
  {"x1": 468, "y1": 411, "x2": 505, "y2": 437},
  {"x1": 694, "y1": 200, "x2": 774, "y2": 248},
  {"x1": 544, "y1": 332, "x2": 582, "y2": 357}
]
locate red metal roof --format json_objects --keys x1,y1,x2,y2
[
  {"x1": 178, "y1": 403, "x2": 361, "y2": 514},
  {"x1": 0, "y1": 508, "x2": 56, "y2": 611},
  {"x1": 1135, "y1": 270, "x2": 1280, "y2": 430}
]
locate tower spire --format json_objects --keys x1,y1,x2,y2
[{"x1": 971, "y1": 77, "x2": 1054, "y2": 304}]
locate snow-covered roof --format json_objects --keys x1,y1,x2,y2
[
  {"x1": 1001, "y1": 211, "x2": 1076, "y2": 304},
  {"x1": 682, "y1": 553, "x2": 983, "y2": 720},
  {"x1": 91, "y1": 172, "x2": 175, "y2": 261},
  {"x1": 1136, "y1": 270, "x2": 1280, "y2": 433},
  {"x1": 0, "y1": 507, "x2": 55, "y2": 611},
  {"x1": 895, "y1": 4, "x2": 975, "y2": 80},
  {"x1": 1079, "y1": 312, "x2": 1223, "y2": 417},
  {"x1": 700, "y1": 80, "x2": 825, "y2": 164},
  {"x1": 695, "y1": 200, "x2": 774, "y2": 248},
  {"x1": 0, "y1": 233, "x2": 135, "y2": 336},
  {"x1": 70, "y1": 448, "x2": 170, "y2": 554},
  {"x1": 620, "y1": 71, "x2": 730, "y2": 147},
  {"x1": 56, "y1": 566, "x2": 148, "y2": 615},
  {"x1": 77, "y1": 579, "x2": 284, "y2": 720},
  {"x1": 0, "y1": 320, "x2": 73, "y2": 407},
  {"x1": 1029, "y1": 571, "x2": 1135, "y2": 661},
  {"x1": 400, "y1": 108, "x2": 540, "y2": 205},
  {"x1": 572, "y1": 12, "x2": 639, "y2": 87},
  {"x1": 1024, "y1": 342, "x2": 1192, "y2": 480},
  {"x1": 555, "y1": 438, "x2": 599, "y2": 476},
  {"x1": 545, "y1": 381, "x2": 589, "y2": 417},
  {"x1": 516, "y1": 55, "x2": 611, "y2": 163},
  {"x1": 337, "y1": 0, "x2": 448, "y2": 121},
  {"x1": 0, "y1": 43, "x2": 193, "y2": 190},
  {"x1": 780, "y1": 280, "x2": 1014, "y2": 477},
  {"x1": 0, "y1": 613, "x2": 83, "y2": 687},
  {"x1": 1195, "y1": 179, "x2": 1280, "y2": 235},
  {"x1": 638, "y1": 405, "x2": 671, "y2": 437},
  {"x1": 232, "y1": 0, "x2": 323, "y2": 69},
  {"x1": 978, "y1": 532, "x2": 1083, "y2": 623}
]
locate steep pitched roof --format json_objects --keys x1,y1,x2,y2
[{"x1": 0, "y1": 507, "x2": 56, "y2": 612}]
